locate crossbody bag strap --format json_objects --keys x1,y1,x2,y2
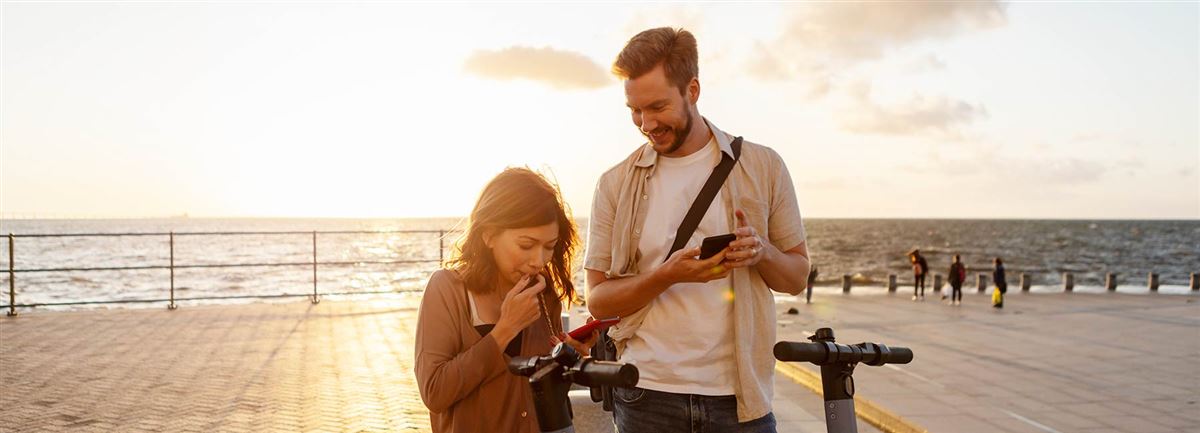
[{"x1": 663, "y1": 136, "x2": 743, "y2": 262}]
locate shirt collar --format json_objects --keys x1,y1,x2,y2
[{"x1": 634, "y1": 117, "x2": 735, "y2": 168}]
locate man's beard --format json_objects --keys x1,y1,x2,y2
[{"x1": 653, "y1": 109, "x2": 694, "y2": 155}]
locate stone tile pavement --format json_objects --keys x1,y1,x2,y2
[
  {"x1": 1, "y1": 297, "x2": 852, "y2": 433},
  {"x1": 1, "y1": 298, "x2": 430, "y2": 432},
  {"x1": 7, "y1": 289, "x2": 1190, "y2": 432},
  {"x1": 775, "y1": 290, "x2": 1200, "y2": 433}
]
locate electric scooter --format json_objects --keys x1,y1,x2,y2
[
  {"x1": 774, "y1": 327, "x2": 914, "y2": 433},
  {"x1": 508, "y1": 343, "x2": 639, "y2": 433}
]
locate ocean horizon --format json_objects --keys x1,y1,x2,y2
[{"x1": 1, "y1": 217, "x2": 1196, "y2": 310}]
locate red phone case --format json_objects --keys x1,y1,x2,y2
[{"x1": 567, "y1": 317, "x2": 620, "y2": 340}]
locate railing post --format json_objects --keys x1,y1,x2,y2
[
  {"x1": 887, "y1": 274, "x2": 897, "y2": 292},
  {"x1": 438, "y1": 230, "x2": 445, "y2": 265},
  {"x1": 1105, "y1": 272, "x2": 1118, "y2": 292},
  {"x1": 311, "y1": 231, "x2": 320, "y2": 304},
  {"x1": 1147, "y1": 272, "x2": 1159, "y2": 292},
  {"x1": 7, "y1": 233, "x2": 16, "y2": 317},
  {"x1": 1191, "y1": 273, "x2": 1198, "y2": 291},
  {"x1": 1063, "y1": 272, "x2": 1074, "y2": 292},
  {"x1": 841, "y1": 274, "x2": 851, "y2": 294},
  {"x1": 168, "y1": 231, "x2": 177, "y2": 310},
  {"x1": 1020, "y1": 273, "x2": 1031, "y2": 292},
  {"x1": 976, "y1": 273, "x2": 988, "y2": 293}
]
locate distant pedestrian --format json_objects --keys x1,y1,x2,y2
[
  {"x1": 948, "y1": 254, "x2": 966, "y2": 305},
  {"x1": 992, "y1": 257, "x2": 1007, "y2": 309},
  {"x1": 908, "y1": 249, "x2": 928, "y2": 301},
  {"x1": 806, "y1": 264, "x2": 819, "y2": 304}
]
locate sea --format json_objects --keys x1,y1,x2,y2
[{"x1": 1, "y1": 218, "x2": 1196, "y2": 310}]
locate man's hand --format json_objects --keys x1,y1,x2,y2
[
  {"x1": 723, "y1": 209, "x2": 768, "y2": 269},
  {"x1": 586, "y1": 242, "x2": 733, "y2": 319},
  {"x1": 655, "y1": 245, "x2": 730, "y2": 286}
]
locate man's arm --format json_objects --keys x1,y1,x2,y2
[
  {"x1": 585, "y1": 269, "x2": 668, "y2": 320},
  {"x1": 587, "y1": 246, "x2": 730, "y2": 319},
  {"x1": 751, "y1": 241, "x2": 810, "y2": 295}
]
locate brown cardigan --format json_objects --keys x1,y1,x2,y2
[{"x1": 414, "y1": 269, "x2": 564, "y2": 433}]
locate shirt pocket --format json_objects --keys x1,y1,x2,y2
[{"x1": 736, "y1": 196, "x2": 769, "y2": 240}]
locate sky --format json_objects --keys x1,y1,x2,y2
[{"x1": 1, "y1": 2, "x2": 1197, "y2": 219}]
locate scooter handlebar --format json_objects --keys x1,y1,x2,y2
[
  {"x1": 774, "y1": 341, "x2": 912, "y2": 366},
  {"x1": 571, "y1": 359, "x2": 639, "y2": 388},
  {"x1": 773, "y1": 341, "x2": 827, "y2": 363}
]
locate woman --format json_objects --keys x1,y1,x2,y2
[
  {"x1": 414, "y1": 167, "x2": 595, "y2": 433},
  {"x1": 909, "y1": 249, "x2": 928, "y2": 301}
]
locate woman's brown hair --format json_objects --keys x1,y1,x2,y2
[{"x1": 446, "y1": 167, "x2": 578, "y2": 304}]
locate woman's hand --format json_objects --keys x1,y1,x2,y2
[
  {"x1": 552, "y1": 317, "x2": 599, "y2": 354},
  {"x1": 493, "y1": 274, "x2": 545, "y2": 349}
]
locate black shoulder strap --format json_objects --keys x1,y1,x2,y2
[{"x1": 664, "y1": 136, "x2": 743, "y2": 262}]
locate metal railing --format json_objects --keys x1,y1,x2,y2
[{"x1": 3, "y1": 229, "x2": 457, "y2": 316}]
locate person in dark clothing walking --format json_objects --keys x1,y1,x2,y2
[
  {"x1": 992, "y1": 257, "x2": 1007, "y2": 309},
  {"x1": 948, "y1": 254, "x2": 966, "y2": 305},
  {"x1": 806, "y1": 264, "x2": 819, "y2": 304},
  {"x1": 909, "y1": 250, "x2": 928, "y2": 301}
]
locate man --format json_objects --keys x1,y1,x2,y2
[
  {"x1": 585, "y1": 27, "x2": 810, "y2": 433},
  {"x1": 948, "y1": 254, "x2": 966, "y2": 305}
]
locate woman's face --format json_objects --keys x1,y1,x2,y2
[{"x1": 486, "y1": 222, "x2": 559, "y2": 289}]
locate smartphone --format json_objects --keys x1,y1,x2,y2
[
  {"x1": 699, "y1": 233, "x2": 736, "y2": 259},
  {"x1": 567, "y1": 317, "x2": 620, "y2": 340}
]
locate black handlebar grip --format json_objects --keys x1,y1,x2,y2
[
  {"x1": 884, "y1": 346, "x2": 913, "y2": 364},
  {"x1": 577, "y1": 360, "x2": 639, "y2": 388},
  {"x1": 773, "y1": 341, "x2": 827, "y2": 362},
  {"x1": 507, "y1": 356, "x2": 534, "y2": 376}
]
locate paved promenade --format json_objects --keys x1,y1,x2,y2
[
  {"x1": 0, "y1": 296, "x2": 869, "y2": 433},
  {"x1": 775, "y1": 290, "x2": 1200, "y2": 433},
  {"x1": 2, "y1": 289, "x2": 1195, "y2": 432}
]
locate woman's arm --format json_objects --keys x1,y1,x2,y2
[{"x1": 413, "y1": 273, "x2": 507, "y2": 413}]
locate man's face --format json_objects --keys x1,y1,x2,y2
[{"x1": 624, "y1": 64, "x2": 696, "y2": 155}]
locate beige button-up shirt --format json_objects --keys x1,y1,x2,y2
[{"x1": 585, "y1": 118, "x2": 807, "y2": 422}]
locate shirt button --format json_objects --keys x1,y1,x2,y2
[
  {"x1": 642, "y1": 194, "x2": 648, "y2": 200},
  {"x1": 521, "y1": 411, "x2": 527, "y2": 418},
  {"x1": 634, "y1": 229, "x2": 640, "y2": 234}
]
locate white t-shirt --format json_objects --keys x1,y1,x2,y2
[{"x1": 619, "y1": 136, "x2": 736, "y2": 396}]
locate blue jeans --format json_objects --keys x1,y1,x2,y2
[{"x1": 612, "y1": 386, "x2": 777, "y2": 433}]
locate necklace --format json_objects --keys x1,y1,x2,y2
[{"x1": 536, "y1": 283, "x2": 559, "y2": 337}]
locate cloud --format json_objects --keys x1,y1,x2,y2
[
  {"x1": 780, "y1": 2, "x2": 1005, "y2": 60},
  {"x1": 1024, "y1": 158, "x2": 1108, "y2": 184},
  {"x1": 464, "y1": 46, "x2": 611, "y2": 90},
  {"x1": 622, "y1": 6, "x2": 706, "y2": 38},
  {"x1": 904, "y1": 54, "x2": 947, "y2": 74},
  {"x1": 911, "y1": 143, "x2": 1113, "y2": 186},
  {"x1": 1114, "y1": 156, "x2": 1145, "y2": 176},
  {"x1": 749, "y1": 2, "x2": 1006, "y2": 95},
  {"x1": 838, "y1": 82, "x2": 987, "y2": 137}
]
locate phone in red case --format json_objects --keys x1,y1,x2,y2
[{"x1": 567, "y1": 317, "x2": 620, "y2": 341}]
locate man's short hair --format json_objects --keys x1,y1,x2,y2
[{"x1": 612, "y1": 27, "x2": 698, "y2": 94}]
